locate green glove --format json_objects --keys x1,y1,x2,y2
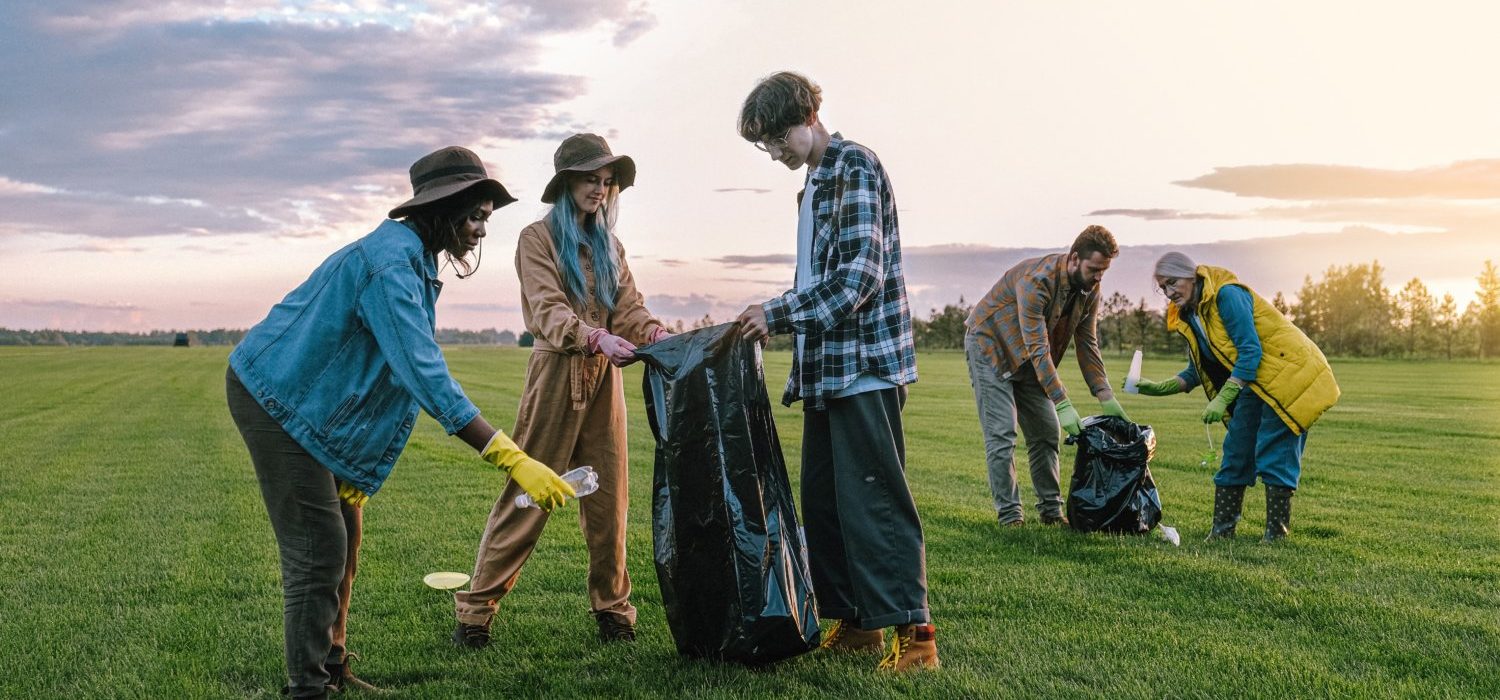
[
  {"x1": 1133, "y1": 377, "x2": 1183, "y2": 397},
  {"x1": 1099, "y1": 397, "x2": 1130, "y2": 421},
  {"x1": 1055, "y1": 398, "x2": 1082, "y2": 437},
  {"x1": 1202, "y1": 382, "x2": 1244, "y2": 424},
  {"x1": 481, "y1": 432, "x2": 575, "y2": 511}
]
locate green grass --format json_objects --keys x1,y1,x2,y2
[{"x1": 1, "y1": 346, "x2": 1497, "y2": 699}]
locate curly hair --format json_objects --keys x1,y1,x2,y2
[
  {"x1": 737, "y1": 71, "x2": 822, "y2": 142},
  {"x1": 1070, "y1": 225, "x2": 1119, "y2": 260}
]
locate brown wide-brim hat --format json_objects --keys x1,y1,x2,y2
[
  {"x1": 540, "y1": 133, "x2": 637, "y2": 204},
  {"x1": 388, "y1": 146, "x2": 517, "y2": 219}
]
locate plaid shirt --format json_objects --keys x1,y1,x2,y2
[
  {"x1": 762, "y1": 134, "x2": 917, "y2": 409},
  {"x1": 965, "y1": 253, "x2": 1110, "y2": 404}
]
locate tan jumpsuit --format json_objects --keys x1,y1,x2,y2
[{"x1": 455, "y1": 219, "x2": 664, "y2": 626}]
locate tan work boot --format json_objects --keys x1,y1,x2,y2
[
  {"x1": 877, "y1": 623, "x2": 940, "y2": 672},
  {"x1": 326, "y1": 652, "x2": 388, "y2": 694},
  {"x1": 818, "y1": 619, "x2": 885, "y2": 653}
]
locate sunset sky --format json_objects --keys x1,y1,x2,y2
[{"x1": 3, "y1": 0, "x2": 1498, "y2": 332}]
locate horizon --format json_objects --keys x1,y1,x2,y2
[{"x1": 4, "y1": 1, "x2": 1499, "y2": 332}]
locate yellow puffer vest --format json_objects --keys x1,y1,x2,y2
[{"x1": 1166, "y1": 266, "x2": 1340, "y2": 434}]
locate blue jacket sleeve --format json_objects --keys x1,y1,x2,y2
[
  {"x1": 1177, "y1": 364, "x2": 1200, "y2": 391},
  {"x1": 357, "y1": 263, "x2": 480, "y2": 434},
  {"x1": 1216, "y1": 286, "x2": 1262, "y2": 383}
]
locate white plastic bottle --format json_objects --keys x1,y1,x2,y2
[
  {"x1": 515, "y1": 466, "x2": 599, "y2": 509},
  {"x1": 1123, "y1": 348, "x2": 1143, "y2": 394}
]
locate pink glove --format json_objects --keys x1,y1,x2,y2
[
  {"x1": 650, "y1": 327, "x2": 674, "y2": 344},
  {"x1": 588, "y1": 329, "x2": 637, "y2": 366}
]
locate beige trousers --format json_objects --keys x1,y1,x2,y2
[{"x1": 455, "y1": 349, "x2": 634, "y2": 625}]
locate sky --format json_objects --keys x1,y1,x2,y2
[{"x1": 2, "y1": 0, "x2": 1499, "y2": 332}]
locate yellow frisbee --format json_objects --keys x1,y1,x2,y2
[{"x1": 422, "y1": 571, "x2": 470, "y2": 590}]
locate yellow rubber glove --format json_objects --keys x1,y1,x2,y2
[
  {"x1": 481, "y1": 432, "x2": 574, "y2": 511},
  {"x1": 1055, "y1": 398, "x2": 1083, "y2": 437},
  {"x1": 1202, "y1": 381, "x2": 1243, "y2": 424}
]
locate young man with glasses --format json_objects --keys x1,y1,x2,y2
[
  {"x1": 734, "y1": 71, "x2": 937, "y2": 672},
  {"x1": 964, "y1": 225, "x2": 1129, "y2": 527}
]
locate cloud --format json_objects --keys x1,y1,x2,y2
[
  {"x1": 0, "y1": 1, "x2": 658, "y2": 240},
  {"x1": 713, "y1": 187, "x2": 774, "y2": 194},
  {"x1": 644, "y1": 293, "x2": 719, "y2": 319},
  {"x1": 1087, "y1": 208, "x2": 1243, "y2": 221},
  {"x1": 710, "y1": 254, "x2": 796, "y2": 268},
  {"x1": 1174, "y1": 159, "x2": 1500, "y2": 200}
]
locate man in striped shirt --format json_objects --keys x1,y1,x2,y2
[{"x1": 964, "y1": 226, "x2": 1129, "y2": 526}]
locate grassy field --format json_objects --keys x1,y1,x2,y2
[{"x1": 1, "y1": 346, "x2": 1497, "y2": 699}]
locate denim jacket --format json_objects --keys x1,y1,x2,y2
[{"x1": 229, "y1": 219, "x2": 480, "y2": 498}]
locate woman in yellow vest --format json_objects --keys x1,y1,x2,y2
[{"x1": 1132, "y1": 252, "x2": 1339, "y2": 541}]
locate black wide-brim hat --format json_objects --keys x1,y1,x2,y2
[
  {"x1": 388, "y1": 146, "x2": 517, "y2": 219},
  {"x1": 540, "y1": 133, "x2": 637, "y2": 204}
]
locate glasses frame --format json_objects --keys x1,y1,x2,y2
[
  {"x1": 1154, "y1": 278, "x2": 1184, "y2": 296},
  {"x1": 752, "y1": 127, "x2": 793, "y2": 153}
]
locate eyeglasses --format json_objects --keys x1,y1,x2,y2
[
  {"x1": 1154, "y1": 278, "x2": 1183, "y2": 296},
  {"x1": 753, "y1": 128, "x2": 793, "y2": 153}
]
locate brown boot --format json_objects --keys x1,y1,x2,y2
[
  {"x1": 877, "y1": 623, "x2": 940, "y2": 672},
  {"x1": 819, "y1": 619, "x2": 885, "y2": 652},
  {"x1": 325, "y1": 652, "x2": 387, "y2": 694}
]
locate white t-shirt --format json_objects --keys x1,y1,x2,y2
[{"x1": 794, "y1": 178, "x2": 895, "y2": 400}]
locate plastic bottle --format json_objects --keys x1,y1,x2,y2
[
  {"x1": 515, "y1": 466, "x2": 599, "y2": 509},
  {"x1": 1123, "y1": 348, "x2": 1143, "y2": 394}
]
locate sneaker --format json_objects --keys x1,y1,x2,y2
[
  {"x1": 818, "y1": 619, "x2": 885, "y2": 653},
  {"x1": 877, "y1": 623, "x2": 940, "y2": 672},
  {"x1": 326, "y1": 652, "x2": 387, "y2": 694},
  {"x1": 1040, "y1": 512, "x2": 1070, "y2": 526},
  {"x1": 452, "y1": 622, "x2": 492, "y2": 649},
  {"x1": 595, "y1": 612, "x2": 636, "y2": 642}
]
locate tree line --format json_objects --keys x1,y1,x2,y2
[
  {"x1": 0, "y1": 327, "x2": 519, "y2": 347},
  {"x1": 911, "y1": 259, "x2": 1500, "y2": 360},
  {"x1": 7, "y1": 260, "x2": 1496, "y2": 358}
]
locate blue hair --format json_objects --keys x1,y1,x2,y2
[{"x1": 547, "y1": 191, "x2": 620, "y2": 311}]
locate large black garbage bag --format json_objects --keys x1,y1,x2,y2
[
  {"x1": 635, "y1": 322, "x2": 819, "y2": 665},
  {"x1": 1064, "y1": 415, "x2": 1162, "y2": 534}
]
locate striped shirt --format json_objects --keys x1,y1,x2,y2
[
  {"x1": 965, "y1": 253, "x2": 1110, "y2": 404},
  {"x1": 762, "y1": 134, "x2": 918, "y2": 409}
]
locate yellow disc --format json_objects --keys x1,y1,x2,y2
[{"x1": 423, "y1": 571, "x2": 470, "y2": 590}]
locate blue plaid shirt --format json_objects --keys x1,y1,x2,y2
[{"x1": 762, "y1": 134, "x2": 918, "y2": 409}]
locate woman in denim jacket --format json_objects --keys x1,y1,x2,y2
[{"x1": 226, "y1": 147, "x2": 574, "y2": 700}]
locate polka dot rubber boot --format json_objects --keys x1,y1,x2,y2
[
  {"x1": 1263, "y1": 485, "x2": 1294, "y2": 542},
  {"x1": 1205, "y1": 485, "x2": 1246, "y2": 541}
]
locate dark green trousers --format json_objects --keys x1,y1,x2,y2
[{"x1": 800, "y1": 386, "x2": 931, "y2": 629}]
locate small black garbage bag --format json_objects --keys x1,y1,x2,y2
[
  {"x1": 1064, "y1": 415, "x2": 1162, "y2": 534},
  {"x1": 635, "y1": 322, "x2": 819, "y2": 665}
]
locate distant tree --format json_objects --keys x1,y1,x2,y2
[
  {"x1": 1271, "y1": 291, "x2": 1291, "y2": 316},
  {"x1": 914, "y1": 297, "x2": 969, "y2": 350},
  {"x1": 1435, "y1": 293, "x2": 1461, "y2": 360},
  {"x1": 1394, "y1": 278, "x2": 1436, "y2": 358},
  {"x1": 1476, "y1": 260, "x2": 1500, "y2": 360},
  {"x1": 1101, "y1": 292, "x2": 1132, "y2": 355},
  {"x1": 497, "y1": 329, "x2": 517, "y2": 345},
  {"x1": 692, "y1": 314, "x2": 716, "y2": 330},
  {"x1": 1292, "y1": 261, "x2": 1394, "y2": 357},
  {"x1": 518, "y1": 331, "x2": 534, "y2": 348}
]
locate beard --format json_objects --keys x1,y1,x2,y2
[{"x1": 1070, "y1": 267, "x2": 1097, "y2": 291}]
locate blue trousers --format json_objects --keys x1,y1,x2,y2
[{"x1": 1216, "y1": 389, "x2": 1308, "y2": 489}]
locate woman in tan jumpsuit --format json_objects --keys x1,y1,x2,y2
[{"x1": 454, "y1": 133, "x2": 669, "y2": 646}]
